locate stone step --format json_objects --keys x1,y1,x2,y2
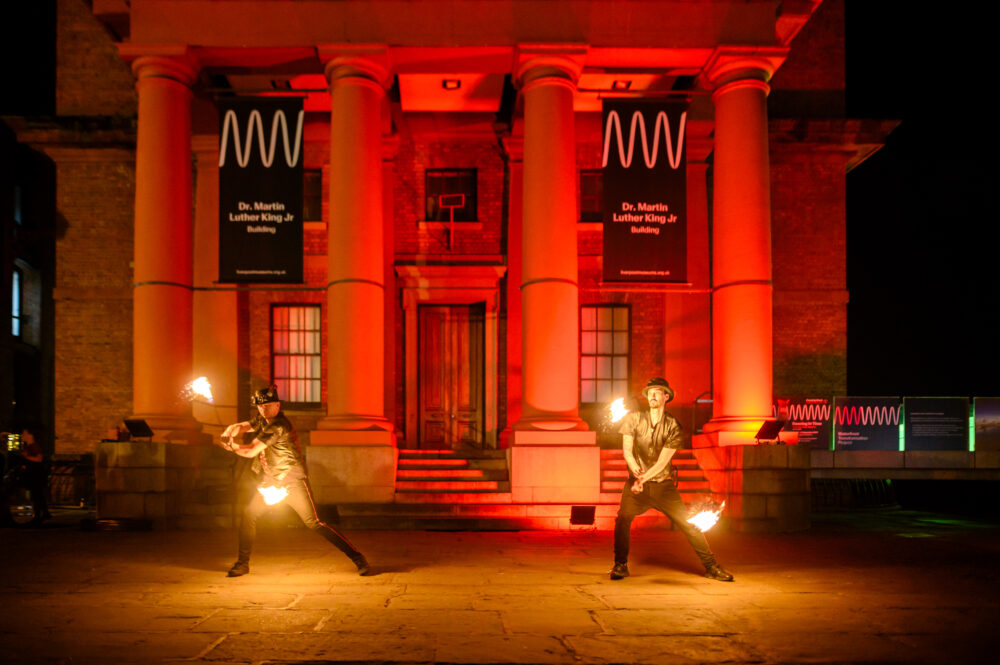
[
  {"x1": 396, "y1": 479, "x2": 507, "y2": 492},
  {"x1": 394, "y1": 491, "x2": 514, "y2": 503},
  {"x1": 397, "y1": 469, "x2": 510, "y2": 481}
]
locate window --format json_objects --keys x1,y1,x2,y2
[
  {"x1": 13, "y1": 185, "x2": 22, "y2": 225},
  {"x1": 579, "y1": 169, "x2": 603, "y2": 222},
  {"x1": 271, "y1": 304, "x2": 322, "y2": 405},
  {"x1": 303, "y1": 169, "x2": 322, "y2": 222},
  {"x1": 580, "y1": 305, "x2": 630, "y2": 403},
  {"x1": 11, "y1": 267, "x2": 21, "y2": 337},
  {"x1": 425, "y1": 169, "x2": 477, "y2": 222}
]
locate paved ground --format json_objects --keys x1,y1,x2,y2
[{"x1": 1, "y1": 508, "x2": 998, "y2": 665}]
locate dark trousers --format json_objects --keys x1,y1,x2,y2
[
  {"x1": 238, "y1": 478, "x2": 363, "y2": 564},
  {"x1": 614, "y1": 478, "x2": 715, "y2": 568}
]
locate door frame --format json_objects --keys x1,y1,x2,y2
[{"x1": 396, "y1": 265, "x2": 505, "y2": 449}]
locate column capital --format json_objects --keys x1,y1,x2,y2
[
  {"x1": 318, "y1": 44, "x2": 392, "y2": 88},
  {"x1": 700, "y1": 46, "x2": 788, "y2": 91},
  {"x1": 514, "y1": 44, "x2": 587, "y2": 89},
  {"x1": 118, "y1": 45, "x2": 200, "y2": 86}
]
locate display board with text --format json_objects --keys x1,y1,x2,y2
[
  {"x1": 904, "y1": 397, "x2": 969, "y2": 451},
  {"x1": 774, "y1": 397, "x2": 833, "y2": 450},
  {"x1": 833, "y1": 396, "x2": 902, "y2": 451}
]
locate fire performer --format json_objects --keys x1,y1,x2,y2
[
  {"x1": 219, "y1": 385, "x2": 370, "y2": 577},
  {"x1": 611, "y1": 377, "x2": 733, "y2": 582}
]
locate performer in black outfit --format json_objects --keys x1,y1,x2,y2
[
  {"x1": 611, "y1": 377, "x2": 733, "y2": 582},
  {"x1": 220, "y1": 385, "x2": 370, "y2": 577}
]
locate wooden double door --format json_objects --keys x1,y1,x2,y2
[{"x1": 418, "y1": 303, "x2": 485, "y2": 449}]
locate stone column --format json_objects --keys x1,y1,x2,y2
[
  {"x1": 515, "y1": 50, "x2": 587, "y2": 432},
  {"x1": 509, "y1": 47, "x2": 597, "y2": 505},
  {"x1": 315, "y1": 51, "x2": 393, "y2": 435},
  {"x1": 127, "y1": 51, "x2": 200, "y2": 438},
  {"x1": 701, "y1": 50, "x2": 784, "y2": 446},
  {"x1": 191, "y1": 136, "x2": 238, "y2": 430},
  {"x1": 309, "y1": 47, "x2": 395, "y2": 503}
]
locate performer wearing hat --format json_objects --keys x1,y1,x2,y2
[
  {"x1": 611, "y1": 377, "x2": 733, "y2": 582},
  {"x1": 220, "y1": 385, "x2": 370, "y2": 577}
]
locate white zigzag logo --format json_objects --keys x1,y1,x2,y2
[
  {"x1": 218, "y1": 108, "x2": 305, "y2": 168},
  {"x1": 601, "y1": 109, "x2": 686, "y2": 170}
]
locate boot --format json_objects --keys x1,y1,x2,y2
[
  {"x1": 353, "y1": 555, "x2": 371, "y2": 576},
  {"x1": 227, "y1": 560, "x2": 250, "y2": 577},
  {"x1": 703, "y1": 562, "x2": 734, "y2": 582},
  {"x1": 609, "y1": 562, "x2": 629, "y2": 580}
]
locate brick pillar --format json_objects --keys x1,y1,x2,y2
[
  {"x1": 127, "y1": 52, "x2": 200, "y2": 438},
  {"x1": 701, "y1": 50, "x2": 785, "y2": 445},
  {"x1": 508, "y1": 47, "x2": 597, "y2": 505}
]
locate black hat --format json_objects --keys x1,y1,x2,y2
[
  {"x1": 251, "y1": 385, "x2": 280, "y2": 405},
  {"x1": 641, "y1": 377, "x2": 674, "y2": 403}
]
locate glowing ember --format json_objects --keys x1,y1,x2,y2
[
  {"x1": 182, "y1": 376, "x2": 214, "y2": 403},
  {"x1": 687, "y1": 501, "x2": 725, "y2": 532},
  {"x1": 609, "y1": 397, "x2": 629, "y2": 423},
  {"x1": 257, "y1": 485, "x2": 289, "y2": 506}
]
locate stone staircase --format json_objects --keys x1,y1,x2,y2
[
  {"x1": 335, "y1": 447, "x2": 718, "y2": 531},
  {"x1": 337, "y1": 448, "x2": 531, "y2": 530}
]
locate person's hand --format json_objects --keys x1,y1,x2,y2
[{"x1": 631, "y1": 478, "x2": 644, "y2": 494}]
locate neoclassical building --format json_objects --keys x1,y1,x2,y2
[{"x1": 6, "y1": 0, "x2": 894, "y2": 530}]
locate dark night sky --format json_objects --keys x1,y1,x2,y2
[{"x1": 844, "y1": 1, "x2": 1000, "y2": 397}]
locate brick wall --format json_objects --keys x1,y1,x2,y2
[
  {"x1": 53, "y1": 153, "x2": 135, "y2": 454},
  {"x1": 56, "y1": 0, "x2": 136, "y2": 117},
  {"x1": 770, "y1": 145, "x2": 849, "y2": 397}
]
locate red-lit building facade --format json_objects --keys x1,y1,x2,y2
[{"x1": 6, "y1": 0, "x2": 894, "y2": 530}]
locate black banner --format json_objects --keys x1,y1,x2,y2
[
  {"x1": 775, "y1": 397, "x2": 833, "y2": 450},
  {"x1": 601, "y1": 100, "x2": 687, "y2": 283},
  {"x1": 834, "y1": 396, "x2": 902, "y2": 451},
  {"x1": 218, "y1": 98, "x2": 304, "y2": 283},
  {"x1": 904, "y1": 397, "x2": 969, "y2": 451}
]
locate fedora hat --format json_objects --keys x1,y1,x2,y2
[{"x1": 640, "y1": 377, "x2": 674, "y2": 403}]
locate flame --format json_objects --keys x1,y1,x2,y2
[
  {"x1": 189, "y1": 376, "x2": 214, "y2": 402},
  {"x1": 609, "y1": 398, "x2": 629, "y2": 423},
  {"x1": 687, "y1": 501, "x2": 725, "y2": 532},
  {"x1": 257, "y1": 485, "x2": 289, "y2": 506}
]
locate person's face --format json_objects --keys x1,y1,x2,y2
[
  {"x1": 257, "y1": 402, "x2": 280, "y2": 419},
  {"x1": 21, "y1": 429, "x2": 35, "y2": 445},
  {"x1": 646, "y1": 388, "x2": 667, "y2": 408}
]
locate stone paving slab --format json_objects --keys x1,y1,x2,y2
[{"x1": 1, "y1": 509, "x2": 999, "y2": 664}]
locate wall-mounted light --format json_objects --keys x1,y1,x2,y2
[
  {"x1": 611, "y1": 80, "x2": 632, "y2": 90},
  {"x1": 441, "y1": 79, "x2": 462, "y2": 90}
]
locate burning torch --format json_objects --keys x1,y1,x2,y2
[{"x1": 257, "y1": 485, "x2": 289, "y2": 506}]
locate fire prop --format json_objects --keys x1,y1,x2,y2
[
  {"x1": 609, "y1": 397, "x2": 629, "y2": 423},
  {"x1": 181, "y1": 376, "x2": 214, "y2": 403},
  {"x1": 257, "y1": 485, "x2": 289, "y2": 506},
  {"x1": 687, "y1": 500, "x2": 725, "y2": 532}
]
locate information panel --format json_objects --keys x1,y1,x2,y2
[
  {"x1": 601, "y1": 100, "x2": 687, "y2": 283},
  {"x1": 974, "y1": 397, "x2": 1000, "y2": 451},
  {"x1": 775, "y1": 397, "x2": 833, "y2": 450},
  {"x1": 218, "y1": 98, "x2": 304, "y2": 283},
  {"x1": 833, "y1": 396, "x2": 902, "y2": 451},
  {"x1": 904, "y1": 397, "x2": 969, "y2": 451}
]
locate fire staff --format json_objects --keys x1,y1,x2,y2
[
  {"x1": 220, "y1": 385, "x2": 370, "y2": 578},
  {"x1": 611, "y1": 377, "x2": 733, "y2": 582}
]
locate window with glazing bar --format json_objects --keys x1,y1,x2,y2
[
  {"x1": 271, "y1": 304, "x2": 322, "y2": 405},
  {"x1": 580, "y1": 305, "x2": 630, "y2": 404}
]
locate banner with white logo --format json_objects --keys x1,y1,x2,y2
[
  {"x1": 218, "y1": 98, "x2": 304, "y2": 283},
  {"x1": 774, "y1": 397, "x2": 833, "y2": 450},
  {"x1": 601, "y1": 100, "x2": 687, "y2": 283}
]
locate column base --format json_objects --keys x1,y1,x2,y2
[
  {"x1": 315, "y1": 415, "x2": 394, "y2": 433},
  {"x1": 512, "y1": 415, "x2": 590, "y2": 432},
  {"x1": 509, "y1": 430, "x2": 599, "y2": 504},
  {"x1": 305, "y1": 434, "x2": 397, "y2": 504}
]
